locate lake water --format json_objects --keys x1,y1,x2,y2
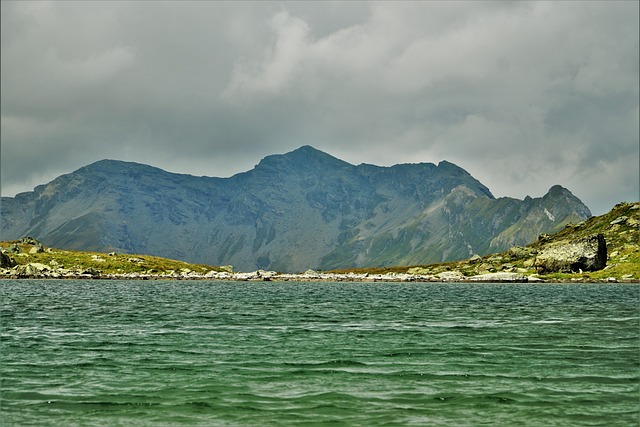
[{"x1": 1, "y1": 280, "x2": 638, "y2": 426}]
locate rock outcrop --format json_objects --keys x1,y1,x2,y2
[{"x1": 535, "y1": 234, "x2": 607, "y2": 274}]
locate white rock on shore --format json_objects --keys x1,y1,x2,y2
[{"x1": 468, "y1": 272, "x2": 527, "y2": 282}]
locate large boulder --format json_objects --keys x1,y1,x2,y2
[
  {"x1": 535, "y1": 234, "x2": 607, "y2": 274},
  {"x1": 15, "y1": 263, "x2": 51, "y2": 277},
  {"x1": 29, "y1": 244, "x2": 45, "y2": 254},
  {"x1": 469, "y1": 254, "x2": 483, "y2": 264},
  {"x1": 0, "y1": 251, "x2": 17, "y2": 268}
]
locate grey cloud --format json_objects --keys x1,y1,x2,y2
[{"x1": 1, "y1": 1, "x2": 638, "y2": 216}]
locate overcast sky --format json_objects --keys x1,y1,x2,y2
[{"x1": 1, "y1": 1, "x2": 638, "y2": 215}]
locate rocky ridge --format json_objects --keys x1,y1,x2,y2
[{"x1": 1, "y1": 146, "x2": 591, "y2": 272}]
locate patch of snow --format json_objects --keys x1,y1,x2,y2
[{"x1": 544, "y1": 208, "x2": 555, "y2": 222}]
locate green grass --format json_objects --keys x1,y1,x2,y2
[{"x1": 0, "y1": 241, "x2": 222, "y2": 276}]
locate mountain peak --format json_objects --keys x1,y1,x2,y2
[
  {"x1": 255, "y1": 145, "x2": 352, "y2": 172},
  {"x1": 292, "y1": 145, "x2": 325, "y2": 155},
  {"x1": 76, "y1": 159, "x2": 161, "y2": 176},
  {"x1": 543, "y1": 184, "x2": 591, "y2": 218},
  {"x1": 435, "y1": 160, "x2": 494, "y2": 199},
  {"x1": 544, "y1": 184, "x2": 579, "y2": 202},
  {"x1": 547, "y1": 184, "x2": 571, "y2": 196}
]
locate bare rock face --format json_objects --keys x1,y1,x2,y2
[{"x1": 535, "y1": 234, "x2": 607, "y2": 274}]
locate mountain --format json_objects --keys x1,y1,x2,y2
[{"x1": 0, "y1": 146, "x2": 591, "y2": 272}]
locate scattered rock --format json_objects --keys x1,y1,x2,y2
[
  {"x1": 6, "y1": 243, "x2": 21, "y2": 254},
  {"x1": 610, "y1": 216, "x2": 629, "y2": 226},
  {"x1": 21, "y1": 237, "x2": 40, "y2": 245},
  {"x1": 507, "y1": 246, "x2": 534, "y2": 259},
  {"x1": 205, "y1": 270, "x2": 232, "y2": 279},
  {"x1": 565, "y1": 222, "x2": 585, "y2": 229},
  {"x1": 469, "y1": 272, "x2": 527, "y2": 282},
  {"x1": 29, "y1": 244, "x2": 45, "y2": 254},
  {"x1": 234, "y1": 272, "x2": 258, "y2": 281},
  {"x1": 81, "y1": 267, "x2": 101, "y2": 276},
  {"x1": 627, "y1": 218, "x2": 640, "y2": 228},
  {"x1": 257, "y1": 270, "x2": 278, "y2": 280},
  {"x1": 436, "y1": 271, "x2": 465, "y2": 281},
  {"x1": 469, "y1": 254, "x2": 482, "y2": 264},
  {"x1": 535, "y1": 234, "x2": 607, "y2": 274},
  {"x1": 15, "y1": 263, "x2": 50, "y2": 277},
  {"x1": 476, "y1": 263, "x2": 495, "y2": 274}
]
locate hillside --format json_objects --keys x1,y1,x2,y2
[
  {"x1": 1, "y1": 146, "x2": 591, "y2": 272},
  {"x1": 332, "y1": 202, "x2": 640, "y2": 282},
  {"x1": 0, "y1": 238, "x2": 226, "y2": 279},
  {"x1": 1, "y1": 203, "x2": 637, "y2": 282}
]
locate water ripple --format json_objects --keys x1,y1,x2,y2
[{"x1": 1, "y1": 280, "x2": 638, "y2": 426}]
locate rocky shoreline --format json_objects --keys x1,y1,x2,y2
[{"x1": 1, "y1": 266, "x2": 636, "y2": 283}]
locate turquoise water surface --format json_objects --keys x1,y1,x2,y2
[{"x1": 1, "y1": 280, "x2": 639, "y2": 426}]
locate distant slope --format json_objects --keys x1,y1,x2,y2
[
  {"x1": 331, "y1": 202, "x2": 639, "y2": 282},
  {"x1": 432, "y1": 201, "x2": 639, "y2": 281},
  {"x1": 1, "y1": 146, "x2": 591, "y2": 271}
]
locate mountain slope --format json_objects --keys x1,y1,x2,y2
[{"x1": 1, "y1": 146, "x2": 591, "y2": 271}]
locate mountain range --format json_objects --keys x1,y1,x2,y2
[{"x1": 1, "y1": 146, "x2": 591, "y2": 272}]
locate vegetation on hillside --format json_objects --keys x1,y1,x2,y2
[
  {"x1": 330, "y1": 202, "x2": 640, "y2": 282},
  {"x1": 0, "y1": 240, "x2": 225, "y2": 278},
  {"x1": 1, "y1": 202, "x2": 638, "y2": 282}
]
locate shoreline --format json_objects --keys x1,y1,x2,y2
[{"x1": 1, "y1": 270, "x2": 638, "y2": 284}]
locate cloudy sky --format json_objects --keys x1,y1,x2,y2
[{"x1": 1, "y1": 1, "x2": 638, "y2": 215}]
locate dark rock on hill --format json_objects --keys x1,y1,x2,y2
[
  {"x1": 1, "y1": 146, "x2": 591, "y2": 271},
  {"x1": 0, "y1": 251, "x2": 16, "y2": 268}
]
